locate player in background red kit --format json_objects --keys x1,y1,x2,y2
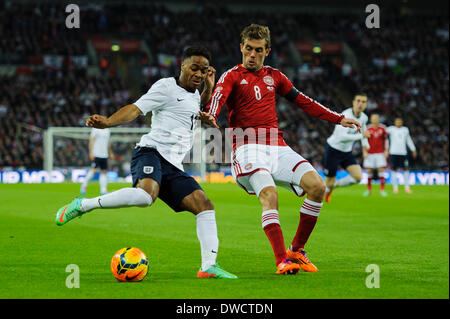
[
  {"x1": 363, "y1": 113, "x2": 389, "y2": 197},
  {"x1": 203, "y1": 24, "x2": 361, "y2": 275}
]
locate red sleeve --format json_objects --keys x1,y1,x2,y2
[
  {"x1": 204, "y1": 69, "x2": 235, "y2": 121},
  {"x1": 275, "y1": 69, "x2": 294, "y2": 96},
  {"x1": 293, "y1": 91, "x2": 344, "y2": 124},
  {"x1": 275, "y1": 69, "x2": 343, "y2": 124}
]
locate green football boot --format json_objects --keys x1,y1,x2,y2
[
  {"x1": 56, "y1": 198, "x2": 85, "y2": 226},
  {"x1": 197, "y1": 263, "x2": 238, "y2": 279},
  {"x1": 363, "y1": 190, "x2": 371, "y2": 197}
]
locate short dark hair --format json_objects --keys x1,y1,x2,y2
[
  {"x1": 182, "y1": 45, "x2": 212, "y2": 63},
  {"x1": 354, "y1": 92, "x2": 368, "y2": 98},
  {"x1": 241, "y1": 24, "x2": 271, "y2": 48}
]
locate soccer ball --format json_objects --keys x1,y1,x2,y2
[{"x1": 111, "y1": 247, "x2": 149, "y2": 282}]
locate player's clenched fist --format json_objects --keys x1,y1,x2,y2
[{"x1": 86, "y1": 114, "x2": 109, "y2": 129}]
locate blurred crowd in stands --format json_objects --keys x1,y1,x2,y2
[{"x1": 0, "y1": 2, "x2": 448, "y2": 172}]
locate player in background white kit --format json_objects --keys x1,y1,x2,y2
[
  {"x1": 323, "y1": 93, "x2": 371, "y2": 202},
  {"x1": 387, "y1": 117, "x2": 417, "y2": 194},
  {"x1": 56, "y1": 46, "x2": 237, "y2": 279},
  {"x1": 80, "y1": 128, "x2": 113, "y2": 195}
]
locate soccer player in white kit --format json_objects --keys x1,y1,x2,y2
[
  {"x1": 387, "y1": 117, "x2": 417, "y2": 194},
  {"x1": 323, "y1": 93, "x2": 370, "y2": 202},
  {"x1": 80, "y1": 128, "x2": 113, "y2": 195},
  {"x1": 56, "y1": 46, "x2": 237, "y2": 279}
]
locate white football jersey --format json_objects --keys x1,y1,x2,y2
[
  {"x1": 386, "y1": 126, "x2": 416, "y2": 155},
  {"x1": 91, "y1": 128, "x2": 110, "y2": 158},
  {"x1": 133, "y1": 77, "x2": 201, "y2": 171},
  {"x1": 326, "y1": 108, "x2": 369, "y2": 152}
]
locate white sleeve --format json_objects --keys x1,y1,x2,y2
[
  {"x1": 406, "y1": 128, "x2": 416, "y2": 152},
  {"x1": 90, "y1": 129, "x2": 97, "y2": 138},
  {"x1": 133, "y1": 79, "x2": 168, "y2": 115},
  {"x1": 335, "y1": 125, "x2": 363, "y2": 142},
  {"x1": 361, "y1": 120, "x2": 370, "y2": 149}
]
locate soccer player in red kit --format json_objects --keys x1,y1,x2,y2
[
  {"x1": 203, "y1": 24, "x2": 361, "y2": 275},
  {"x1": 363, "y1": 113, "x2": 389, "y2": 196}
]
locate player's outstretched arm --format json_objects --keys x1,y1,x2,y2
[
  {"x1": 86, "y1": 104, "x2": 142, "y2": 129},
  {"x1": 339, "y1": 118, "x2": 362, "y2": 133}
]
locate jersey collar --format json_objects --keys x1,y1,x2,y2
[{"x1": 238, "y1": 64, "x2": 265, "y2": 74}]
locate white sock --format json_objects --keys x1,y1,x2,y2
[
  {"x1": 404, "y1": 171, "x2": 410, "y2": 190},
  {"x1": 335, "y1": 175, "x2": 357, "y2": 188},
  {"x1": 196, "y1": 210, "x2": 219, "y2": 271},
  {"x1": 81, "y1": 187, "x2": 153, "y2": 212},
  {"x1": 391, "y1": 171, "x2": 398, "y2": 190},
  {"x1": 81, "y1": 170, "x2": 94, "y2": 190},
  {"x1": 261, "y1": 209, "x2": 280, "y2": 228},
  {"x1": 99, "y1": 173, "x2": 107, "y2": 194}
]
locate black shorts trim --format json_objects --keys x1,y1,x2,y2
[{"x1": 130, "y1": 147, "x2": 202, "y2": 212}]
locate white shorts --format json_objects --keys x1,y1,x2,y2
[
  {"x1": 363, "y1": 153, "x2": 387, "y2": 169},
  {"x1": 231, "y1": 144, "x2": 316, "y2": 197}
]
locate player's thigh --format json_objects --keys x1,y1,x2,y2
[
  {"x1": 130, "y1": 147, "x2": 163, "y2": 200},
  {"x1": 271, "y1": 146, "x2": 316, "y2": 197},
  {"x1": 231, "y1": 144, "x2": 272, "y2": 195},
  {"x1": 346, "y1": 164, "x2": 362, "y2": 181},
  {"x1": 179, "y1": 189, "x2": 214, "y2": 215},
  {"x1": 323, "y1": 144, "x2": 339, "y2": 179},
  {"x1": 363, "y1": 154, "x2": 376, "y2": 171},
  {"x1": 158, "y1": 161, "x2": 204, "y2": 214},
  {"x1": 247, "y1": 170, "x2": 278, "y2": 209}
]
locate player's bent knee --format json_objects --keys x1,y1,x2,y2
[
  {"x1": 258, "y1": 186, "x2": 278, "y2": 209},
  {"x1": 309, "y1": 181, "x2": 326, "y2": 201},
  {"x1": 201, "y1": 198, "x2": 214, "y2": 211},
  {"x1": 136, "y1": 178, "x2": 159, "y2": 201},
  {"x1": 130, "y1": 187, "x2": 153, "y2": 207}
]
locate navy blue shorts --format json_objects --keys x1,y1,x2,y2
[
  {"x1": 390, "y1": 155, "x2": 409, "y2": 170},
  {"x1": 130, "y1": 147, "x2": 202, "y2": 212},
  {"x1": 92, "y1": 157, "x2": 108, "y2": 170},
  {"x1": 323, "y1": 143, "x2": 358, "y2": 177}
]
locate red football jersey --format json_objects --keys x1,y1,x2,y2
[
  {"x1": 205, "y1": 64, "x2": 343, "y2": 149},
  {"x1": 366, "y1": 124, "x2": 388, "y2": 154}
]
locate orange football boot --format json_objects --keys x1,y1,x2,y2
[
  {"x1": 324, "y1": 189, "x2": 333, "y2": 203},
  {"x1": 405, "y1": 188, "x2": 412, "y2": 194},
  {"x1": 286, "y1": 246, "x2": 318, "y2": 272},
  {"x1": 275, "y1": 258, "x2": 300, "y2": 275}
]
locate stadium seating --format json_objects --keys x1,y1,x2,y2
[{"x1": 0, "y1": 2, "x2": 448, "y2": 171}]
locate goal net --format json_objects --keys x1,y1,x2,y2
[{"x1": 43, "y1": 126, "x2": 207, "y2": 183}]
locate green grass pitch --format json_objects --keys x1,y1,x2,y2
[{"x1": 0, "y1": 182, "x2": 448, "y2": 299}]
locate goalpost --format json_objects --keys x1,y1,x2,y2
[{"x1": 43, "y1": 126, "x2": 207, "y2": 181}]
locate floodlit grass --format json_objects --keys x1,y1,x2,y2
[{"x1": 0, "y1": 183, "x2": 448, "y2": 299}]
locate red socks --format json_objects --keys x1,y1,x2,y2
[
  {"x1": 380, "y1": 176, "x2": 385, "y2": 191},
  {"x1": 262, "y1": 210, "x2": 286, "y2": 266},
  {"x1": 262, "y1": 199, "x2": 322, "y2": 265},
  {"x1": 291, "y1": 198, "x2": 322, "y2": 251}
]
